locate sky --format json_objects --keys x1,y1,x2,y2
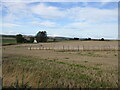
[{"x1": 0, "y1": 1, "x2": 118, "y2": 39}]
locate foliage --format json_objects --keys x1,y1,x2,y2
[
  {"x1": 88, "y1": 38, "x2": 91, "y2": 40},
  {"x1": 30, "y1": 37, "x2": 34, "y2": 43},
  {"x1": 101, "y1": 38, "x2": 104, "y2": 41},
  {"x1": 16, "y1": 34, "x2": 35, "y2": 43},
  {"x1": 84, "y1": 38, "x2": 91, "y2": 40},
  {"x1": 16, "y1": 34, "x2": 24, "y2": 43},
  {"x1": 74, "y1": 38, "x2": 79, "y2": 40},
  {"x1": 36, "y1": 31, "x2": 47, "y2": 42}
]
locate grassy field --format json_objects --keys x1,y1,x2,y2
[
  {"x1": 2, "y1": 41, "x2": 118, "y2": 88},
  {"x1": 2, "y1": 39, "x2": 16, "y2": 44},
  {"x1": 2, "y1": 37, "x2": 16, "y2": 44}
]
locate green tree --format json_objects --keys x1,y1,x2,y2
[
  {"x1": 36, "y1": 31, "x2": 47, "y2": 42},
  {"x1": 88, "y1": 38, "x2": 91, "y2": 40},
  {"x1": 30, "y1": 37, "x2": 34, "y2": 43},
  {"x1": 16, "y1": 34, "x2": 24, "y2": 43},
  {"x1": 101, "y1": 38, "x2": 104, "y2": 41}
]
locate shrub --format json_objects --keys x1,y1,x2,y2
[
  {"x1": 74, "y1": 38, "x2": 79, "y2": 40},
  {"x1": 30, "y1": 37, "x2": 34, "y2": 43},
  {"x1": 88, "y1": 38, "x2": 91, "y2": 40},
  {"x1": 16, "y1": 34, "x2": 24, "y2": 43},
  {"x1": 100, "y1": 38, "x2": 104, "y2": 41}
]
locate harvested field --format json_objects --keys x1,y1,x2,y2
[
  {"x1": 2, "y1": 41, "x2": 118, "y2": 88},
  {"x1": 20, "y1": 41, "x2": 118, "y2": 51}
]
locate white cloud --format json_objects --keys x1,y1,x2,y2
[
  {"x1": 1, "y1": 0, "x2": 119, "y2": 2},
  {"x1": 4, "y1": 23, "x2": 20, "y2": 27},
  {"x1": 63, "y1": 21, "x2": 118, "y2": 39},
  {"x1": 1, "y1": 2, "x2": 118, "y2": 39},
  {"x1": 2, "y1": 2, "x2": 118, "y2": 23},
  {"x1": 30, "y1": 21, "x2": 57, "y2": 27},
  {"x1": 49, "y1": 34, "x2": 61, "y2": 37},
  {"x1": 64, "y1": 21, "x2": 118, "y2": 31},
  {"x1": 0, "y1": 23, "x2": 20, "y2": 27},
  {"x1": 1, "y1": 30, "x2": 20, "y2": 35},
  {"x1": 66, "y1": 7, "x2": 117, "y2": 23},
  {"x1": 31, "y1": 3, "x2": 66, "y2": 19},
  {"x1": 2, "y1": 2, "x2": 33, "y2": 22},
  {"x1": 63, "y1": 22, "x2": 88, "y2": 30},
  {"x1": 30, "y1": 3, "x2": 117, "y2": 23}
]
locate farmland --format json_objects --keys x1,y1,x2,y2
[
  {"x1": 1, "y1": 36, "x2": 17, "y2": 45},
  {"x1": 2, "y1": 41, "x2": 118, "y2": 88}
]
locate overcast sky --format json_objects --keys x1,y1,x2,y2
[{"x1": 0, "y1": 1, "x2": 118, "y2": 39}]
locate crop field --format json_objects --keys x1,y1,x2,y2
[
  {"x1": 2, "y1": 41, "x2": 118, "y2": 88},
  {"x1": 2, "y1": 37, "x2": 16, "y2": 44}
]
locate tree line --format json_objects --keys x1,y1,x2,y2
[
  {"x1": 16, "y1": 31, "x2": 105, "y2": 43},
  {"x1": 16, "y1": 31, "x2": 47, "y2": 43}
]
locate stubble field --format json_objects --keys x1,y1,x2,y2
[{"x1": 2, "y1": 41, "x2": 118, "y2": 88}]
